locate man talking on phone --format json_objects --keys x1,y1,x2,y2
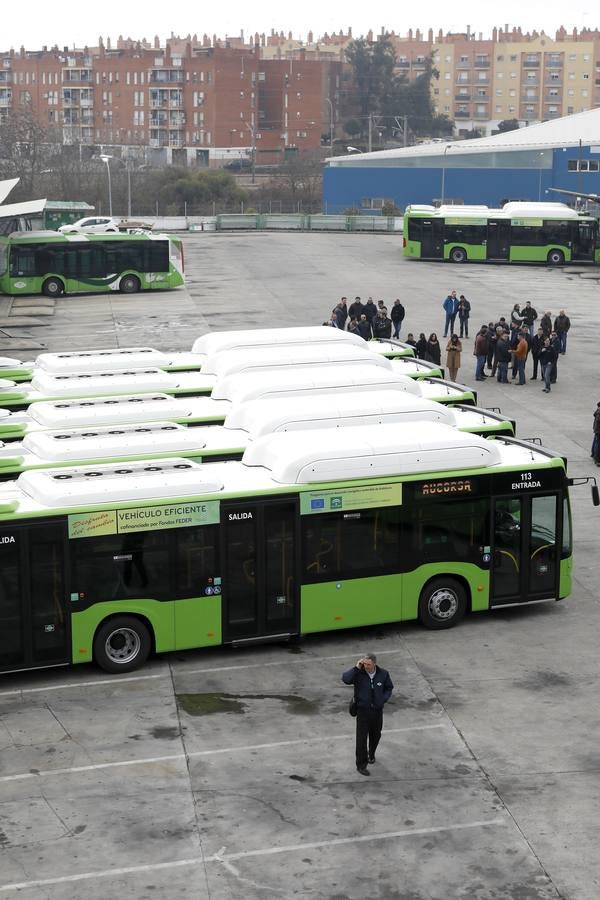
[{"x1": 342, "y1": 654, "x2": 394, "y2": 776}]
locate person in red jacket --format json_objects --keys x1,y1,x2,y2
[{"x1": 510, "y1": 330, "x2": 529, "y2": 385}]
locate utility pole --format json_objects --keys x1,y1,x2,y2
[
  {"x1": 368, "y1": 114, "x2": 373, "y2": 153},
  {"x1": 325, "y1": 97, "x2": 334, "y2": 154},
  {"x1": 403, "y1": 114, "x2": 408, "y2": 147}
]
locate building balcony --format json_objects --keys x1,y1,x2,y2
[
  {"x1": 455, "y1": 93, "x2": 471, "y2": 100},
  {"x1": 523, "y1": 59, "x2": 540, "y2": 67},
  {"x1": 169, "y1": 98, "x2": 184, "y2": 108},
  {"x1": 62, "y1": 70, "x2": 93, "y2": 83},
  {"x1": 0, "y1": 73, "x2": 12, "y2": 83},
  {"x1": 545, "y1": 60, "x2": 563, "y2": 68},
  {"x1": 456, "y1": 61, "x2": 473, "y2": 69},
  {"x1": 150, "y1": 115, "x2": 168, "y2": 126},
  {"x1": 150, "y1": 99, "x2": 167, "y2": 108},
  {"x1": 149, "y1": 70, "x2": 185, "y2": 84},
  {"x1": 474, "y1": 60, "x2": 490, "y2": 68},
  {"x1": 544, "y1": 78, "x2": 563, "y2": 86},
  {"x1": 0, "y1": 95, "x2": 11, "y2": 106},
  {"x1": 169, "y1": 115, "x2": 186, "y2": 126},
  {"x1": 454, "y1": 110, "x2": 471, "y2": 118}
]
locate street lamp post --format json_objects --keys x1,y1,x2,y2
[
  {"x1": 325, "y1": 97, "x2": 334, "y2": 154},
  {"x1": 440, "y1": 144, "x2": 452, "y2": 205},
  {"x1": 99, "y1": 154, "x2": 113, "y2": 217},
  {"x1": 242, "y1": 121, "x2": 256, "y2": 185}
]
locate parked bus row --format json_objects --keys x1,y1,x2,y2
[{"x1": 0, "y1": 325, "x2": 593, "y2": 677}]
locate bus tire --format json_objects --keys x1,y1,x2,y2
[
  {"x1": 449, "y1": 247, "x2": 467, "y2": 264},
  {"x1": 547, "y1": 249, "x2": 565, "y2": 266},
  {"x1": 418, "y1": 577, "x2": 467, "y2": 629},
  {"x1": 93, "y1": 615, "x2": 151, "y2": 673},
  {"x1": 42, "y1": 277, "x2": 64, "y2": 297},
  {"x1": 120, "y1": 274, "x2": 141, "y2": 294}
]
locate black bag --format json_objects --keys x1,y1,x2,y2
[{"x1": 349, "y1": 680, "x2": 358, "y2": 717}]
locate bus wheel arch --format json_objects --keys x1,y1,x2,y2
[
  {"x1": 449, "y1": 246, "x2": 467, "y2": 264},
  {"x1": 547, "y1": 248, "x2": 565, "y2": 266},
  {"x1": 120, "y1": 274, "x2": 141, "y2": 293},
  {"x1": 42, "y1": 276, "x2": 65, "y2": 297},
  {"x1": 93, "y1": 614, "x2": 153, "y2": 673},
  {"x1": 418, "y1": 575, "x2": 469, "y2": 629}
]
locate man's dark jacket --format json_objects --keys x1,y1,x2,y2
[{"x1": 342, "y1": 665, "x2": 394, "y2": 712}]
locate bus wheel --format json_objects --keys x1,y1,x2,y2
[
  {"x1": 449, "y1": 247, "x2": 467, "y2": 264},
  {"x1": 418, "y1": 577, "x2": 467, "y2": 629},
  {"x1": 42, "y1": 277, "x2": 64, "y2": 297},
  {"x1": 120, "y1": 274, "x2": 141, "y2": 293},
  {"x1": 93, "y1": 616, "x2": 151, "y2": 673},
  {"x1": 547, "y1": 249, "x2": 565, "y2": 266}
]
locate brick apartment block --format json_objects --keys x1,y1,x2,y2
[{"x1": 0, "y1": 36, "x2": 343, "y2": 165}]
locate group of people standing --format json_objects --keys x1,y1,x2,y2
[
  {"x1": 324, "y1": 292, "x2": 571, "y2": 397},
  {"x1": 472, "y1": 302, "x2": 570, "y2": 393},
  {"x1": 325, "y1": 296, "x2": 405, "y2": 341}
]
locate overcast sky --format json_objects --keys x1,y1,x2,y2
[{"x1": 5, "y1": 0, "x2": 597, "y2": 50}]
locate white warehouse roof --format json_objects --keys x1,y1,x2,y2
[{"x1": 328, "y1": 106, "x2": 600, "y2": 165}]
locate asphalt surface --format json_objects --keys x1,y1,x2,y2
[{"x1": 0, "y1": 232, "x2": 599, "y2": 900}]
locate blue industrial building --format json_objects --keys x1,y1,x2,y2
[{"x1": 323, "y1": 107, "x2": 600, "y2": 213}]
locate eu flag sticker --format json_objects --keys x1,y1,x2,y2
[{"x1": 311, "y1": 498, "x2": 325, "y2": 510}]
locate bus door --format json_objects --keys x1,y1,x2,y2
[
  {"x1": 571, "y1": 220, "x2": 596, "y2": 261},
  {"x1": 220, "y1": 499, "x2": 299, "y2": 643},
  {"x1": 0, "y1": 521, "x2": 70, "y2": 672},
  {"x1": 420, "y1": 218, "x2": 444, "y2": 259},
  {"x1": 486, "y1": 219, "x2": 510, "y2": 261},
  {"x1": 490, "y1": 494, "x2": 560, "y2": 605}
]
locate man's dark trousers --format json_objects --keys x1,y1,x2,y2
[{"x1": 356, "y1": 709, "x2": 383, "y2": 768}]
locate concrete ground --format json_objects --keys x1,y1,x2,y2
[{"x1": 0, "y1": 232, "x2": 599, "y2": 900}]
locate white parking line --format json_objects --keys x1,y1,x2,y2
[
  {"x1": 0, "y1": 724, "x2": 445, "y2": 784},
  {"x1": 207, "y1": 818, "x2": 507, "y2": 862},
  {"x1": 0, "y1": 671, "x2": 167, "y2": 698},
  {"x1": 0, "y1": 818, "x2": 506, "y2": 892},
  {"x1": 0, "y1": 648, "x2": 408, "y2": 697}
]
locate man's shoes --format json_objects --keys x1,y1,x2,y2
[
  {"x1": 357, "y1": 766, "x2": 370, "y2": 776},
  {"x1": 368, "y1": 755, "x2": 376, "y2": 764},
  {"x1": 531, "y1": 376, "x2": 537, "y2": 380}
]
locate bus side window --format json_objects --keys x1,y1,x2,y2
[
  {"x1": 10, "y1": 247, "x2": 35, "y2": 277},
  {"x1": 174, "y1": 525, "x2": 219, "y2": 597}
]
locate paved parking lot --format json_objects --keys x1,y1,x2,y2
[{"x1": 0, "y1": 233, "x2": 599, "y2": 899}]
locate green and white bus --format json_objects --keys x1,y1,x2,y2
[
  {"x1": 0, "y1": 328, "x2": 418, "y2": 383},
  {"x1": 0, "y1": 364, "x2": 476, "y2": 414},
  {"x1": 0, "y1": 231, "x2": 185, "y2": 297},
  {"x1": 403, "y1": 201, "x2": 600, "y2": 265},
  {"x1": 0, "y1": 392, "x2": 515, "y2": 481},
  {"x1": 0, "y1": 422, "x2": 574, "y2": 674}
]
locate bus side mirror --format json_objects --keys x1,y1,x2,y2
[{"x1": 592, "y1": 485, "x2": 600, "y2": 507}]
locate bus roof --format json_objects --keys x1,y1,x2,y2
[
  {"x1": 3, "y1": 424, "x2": 561, "y2": 514},
  {"x1": 2, "y1": 230, "x2": 172, "y2": 243},
  {"x1": 244, "y1": 421, "x2": 502, "y2": 484},
  {"x1": 226, "y1": 391, "x2": 456, "y2": 436},
  {"x1": 406, "y1": 200, "x2": 588, "y2": 221},
  {"x1": 191, "y1": 326, "x2": 359, "y2": 355},
  {"x1": 212, "y1": 364, "x2": 423, "y2": 402},
  {"x1": 199, "y1": 343, "x2": 392, "y2": 378}
]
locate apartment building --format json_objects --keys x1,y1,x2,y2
[
  {"x1": 388, "y1": 26, "x2": 600, "y2": 135},
  {"x1": 0, "y1": 39, "x2": 342, "y2": 164}
]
